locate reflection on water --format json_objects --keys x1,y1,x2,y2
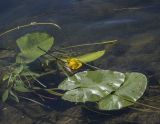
[{"x1": 0, "y1": 0, "x2": 160, "y2": 124}]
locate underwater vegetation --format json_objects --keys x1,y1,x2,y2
[{"x1": 0, "y1": 22, "x2": 158, "y2": 113}]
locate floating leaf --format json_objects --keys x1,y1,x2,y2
[
  {"x1": 16, "y1": 32, "x2": 54, "y2": 63},
  {"x1": 59, "y1": 70, "x2": 147, "y2": 110},
  {"x1": 58, "y1": 70, "x2": 125, "y2": 102},
  {"x1": 2, "y1": 89, "x2": 9, "y2": 102},
  {"x1": 76, "y1": 50, "x2": 105, "y2": 63},
  {"x1": 98, "y1": 72, "x2": 147, "y2": 110},
  {"x1": 61, "y1": 50, "x2": 105, "y2": 63}
]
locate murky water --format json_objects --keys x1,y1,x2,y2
[{"x1": 0, "y1": 0, "x2": 160, "y2": 124}]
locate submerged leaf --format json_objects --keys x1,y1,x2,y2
[
  {"x1": 20, "y1": 65, "x2": 40, "y2": 77},
  {"x1": 3, "y1": 74, "x2": 10, "y2": 81},
  {"x1": 13, "y1": 64, "x2": 24, "y2": 74},
  {"x1": 10, "y1": 90, "x2": 19, "y2": 102},
  {"x1": 14, "y1": 85, "x2": 31, "y2": 92},
  {"x1": 14, "y1": 80, "x2": 31, "y2": 92},
  {"x1": 16, "y1": 32, "x2": 54, "y2": 63},
  {"x1": 2, "y1": 89, "x2": 9, "y2": 102}
]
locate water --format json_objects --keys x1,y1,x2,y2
[{"x1": 0, "y1": 0, "x2": 160, "y2": 124}]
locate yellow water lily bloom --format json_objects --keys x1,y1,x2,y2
[{"x1": 66, "y1": 58, "x2": 82, "y2": 70}]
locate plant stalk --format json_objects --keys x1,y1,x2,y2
[
  {"x1": 61, "y1": 40, "x2": 117, "y2": 49},
  {"x1": 0, "y1": 22, "x2": 61, "y2": 38}
]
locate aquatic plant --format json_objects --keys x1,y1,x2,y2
[
  {"x1": 59, "y1": 70, "x2": 147, "y2": 110},
  {"x1": 0, "y1": 22, "x2": 150, "y2": 111}
]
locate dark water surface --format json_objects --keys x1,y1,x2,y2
[{"x1": 0, "y1": 0, "x2": 160, "y2": 124}]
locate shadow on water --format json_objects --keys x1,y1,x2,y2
[{"x1": 0, "y1": 0, "x2": 160, "y2": 124}]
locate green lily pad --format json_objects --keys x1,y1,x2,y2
[
  {"x1": 59, "y1": 70, "x2": 147, "y2": 110},
  {"x1": 58, "y1": 70, "x2": 125, "y2": 102},
  {"x1": 16, "y1": 32, "x2": 54, "y2": 63},
  {"x1": 98, "y1": 72, "x2": 147, "y2": 110}
]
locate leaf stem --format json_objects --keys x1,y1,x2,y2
[
  {"x1": 38, "y1": 46, "x2": 65, "y2": 62},
  {"x1": 61, "y1": 40, "x2": 117, "y2": 49},
  {"x1": 82, "y1": 105, "x2": 111, "y2": 115},
  {"x1": 27, "y1": 72, "x2": 46, "y2": 88},
  {"x1": 83, "y1": 63, "x2": 102, "y2": 70},
  {"x1": 45, "y1": 89, "x2": 63, "y2": 96},
  {"x1": 129, "y1": 106, "x2": 159, "y2": 113},
  {"x1": 18, "y1": 96, "x2": 49, "y2": 108},
  {"x1": 39, "y1": 70, "x2": 57, "y2": 77},
  {"x1": 0, "y1": 22, "x2": 61, "y2": 38},
  {"x1": 116, "y1": 94, "x2": 160, "y2": 111}
]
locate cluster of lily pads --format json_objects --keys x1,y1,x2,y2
[{"x1": 1, "y1": 31, "x2": 147, "y2": 111}]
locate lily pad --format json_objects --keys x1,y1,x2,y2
[
  {"x1": 59, "y1": 70, "x2": 147, "y2": 110},
  {"x1": 58, "y1": 70, "x2": 125, "y2": 102},
  {"x1": 98, "y1": 72, "x2": 147, "y2": 110},
  {"x1": 16, "y1": 32, "x2": 54, "y2": 63}
]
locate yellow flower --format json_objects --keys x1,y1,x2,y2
[{"x1": 66, "y1": 58, "x2": 82, "y2": 70}]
